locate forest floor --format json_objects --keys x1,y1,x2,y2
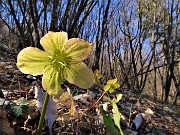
[{"x1": 0, "y1": 50, "x2": 180, "y2": 135}]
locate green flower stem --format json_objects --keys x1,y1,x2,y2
[{"x1": 36, "y1": 93, "x2": 50, "y2": 135}]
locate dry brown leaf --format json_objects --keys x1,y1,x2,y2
[
  {"x1": 58, "y1": 91, "x2": 76, "y2": 109},
  {"x1": 73, "y1": 91, "x2": 95, "y2": 105},
  {"x1": 142, "y1": 108, "x2": 154, "y2": 123},
  {"x1": 56, "y1": 92, "x2": 80, "y2": 126},
  {"x1": 0, "y1": 119, "x2": 15, "y2": 135},
  {"x1": 0, "y1": 62, "x2": 7, "y2": 71},
  {"x1": 0, "y1": 108, "x2": 6, "y2": 119},
  {"x1": 145, "y1": 107, "x2": 154, "y2": 115},
  {"x1": 59, "y1": 92, "x2": 78, "y2": 116}
]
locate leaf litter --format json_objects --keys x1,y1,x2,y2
[{"x1": 0, "y1": 56, "x2": 180, "y2": 135}]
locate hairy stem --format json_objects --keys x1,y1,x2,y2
[{"x1": 83, "y1": 91, "x2": 106, "y2": 112}]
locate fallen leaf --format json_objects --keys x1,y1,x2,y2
[
  {"x1": 163, "y1": 106, "x2": 173, "y2": 113},
  {"x1": 56, "y1": 92, "x2": 79, "y2": 126},
  {"x1": 0, "y1": 97, "x2": 10, "y2": 106},
  {"x1": 145, "y1": 108, "x2": 154, "y2": 115},
  {"x1": 113, "y1": 94, "x2": 123, "y2": 103},
  {"x1": 131, "y1": 113, "x2": 143, "y2": 130},
  {"x1": 176, "y1": 121, "x2": 180, "y2": 124},
  {"x1": 34, "y1": 84, "x2": 57, "y2": 135},
  {"x1": 102, "y1": 102, "x2": 109, "y2": 111},
  {"x1": 73, "y1": 91, "x2": 95, "y2": 105},
  {"x1": 0, "y1": 108, "x2": 6, "y2": 119},
  {"x1": 0, "y1": 119, "x2": 15, "y2": 135},
  {"x1": 141, "y1": 108, "x2": 154, "y2": 122},
  {"x1": 165, "y1": 116, "x2": 173, "y2": 122},
  {"x1": 58, "y1": 91, "x2": 75, "y2": 109}
]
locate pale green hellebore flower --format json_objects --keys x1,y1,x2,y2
[{"x1": 17, "y1": 31, "x2": 94, "y2": 97}]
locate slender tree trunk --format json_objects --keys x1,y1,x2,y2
[
  {"x1": 151, "y1": 4, "x2": 157, "y2": 101},
  {"x1": 50, "y1": 0, "x2": 59, "y2": 31}
]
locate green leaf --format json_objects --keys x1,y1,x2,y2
[
  {"x1": 112, "y1": 102, "x2": 121, "y2": 129},
  {"x1": 116, "y1": 94, "x2": 122, "y2": 102},
  {"x1": 113, "y1": 94, "x2": 123, "y2": 103},
  {"x1": 13, "y1": 106, "x2": 22, "y2": 117},
  {"x1": 5, "y1": 102, "x2": 16, "y2": 111},
  {"x1": 21, "y1": 105, "x2": 29, "y2": 112},
  {"x1": 20, "y1": 100, "x2": 29, "y2": 106},
  {"x1": 112, "y1": 102, "x2": 124, "y2": 135},
  {"x1": 101, "y1": 109, "x2": 119, "y2": 135},
  {"x1": 21, "y1": 105, "x2": 30, "y2": 119},
  {"x1": 10, "y1": 102, "x2": 17, "y2": 108}
]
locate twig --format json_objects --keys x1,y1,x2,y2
[{"x1": 82, "y1": 91, "x2": 106, "y2": 112}]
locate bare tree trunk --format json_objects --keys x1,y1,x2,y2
[
  {"x1": 151, "y1": 4, "x2": 157, "y2": 101},
  {"x1": 93, "y1": 0, "x2": 110, "y2": 71},
  {"x1": 50, "y1": 0, "x2": 59, "y2": 31},
  {"x1": 28, "y1": 0, "x2": 40, "y2": 47},
  {"x1": 7, "y1": 0, "x2": 25, "y2": 49}
]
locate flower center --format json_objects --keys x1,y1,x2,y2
[
  {"x1": 51, "y1": 51, "x2": 71, "y2": 71},
  {"x1": 110, "y1": 84, "x2": 115, "y2": 89}
]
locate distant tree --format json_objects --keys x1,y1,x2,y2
[{"x1": 0, "y1": 0, "x2": 97, "y2": 49}]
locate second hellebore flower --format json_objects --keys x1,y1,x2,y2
[
  {"x1": 17, "y1": 31, "x2": 94, "y2": 97},
  {"x1": 104, "y1": 78, "x2": 120, "y2": 93}
]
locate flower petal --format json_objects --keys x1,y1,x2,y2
[
  {"x1": 109, "y1": 88, "x2": 114, "y2": 93},
  {"x1": 114, "y1": 83, "x2": 120, "y2": 89},
  {"x1": 42, "y1": 65, "x2": 63, "y2": 97},
  {"x1": 40, "y1": 31, "x2": 68, "y2": 55},
  {"x1": 65, "y1": 62, "x2": 94, "y2": 89},
  {"x1": 17, "y1": 47, "x2": 51, "y2": 76},
  {"x1": 65, "y1": 38, "x2": 92, "y2": 60},
  {"x1": 107, "y1": 78, "x2": 117, "y2": 85},
  {"x1": 104, "y1": 85, "x2": 110, "y2": 92}
]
